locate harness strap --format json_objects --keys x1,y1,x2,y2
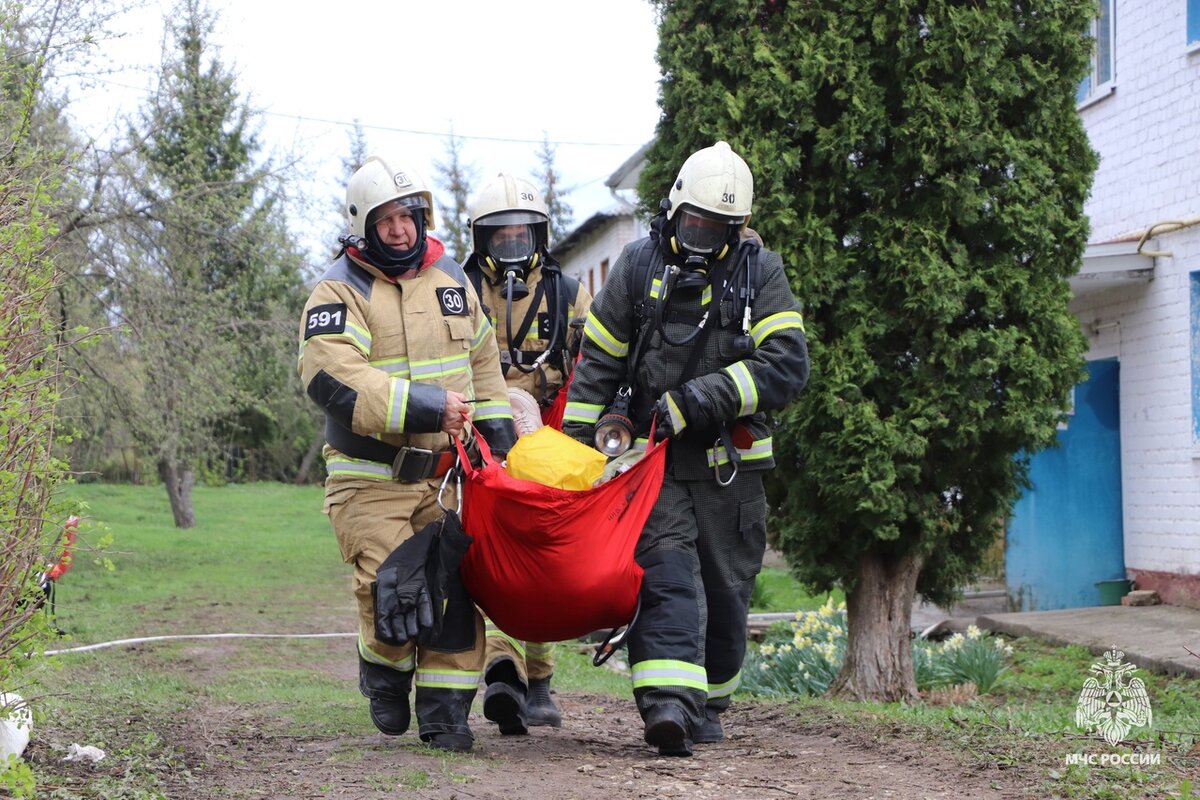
[{"x1": 325, "y1": 419, "x2": 456, "y2": 481}]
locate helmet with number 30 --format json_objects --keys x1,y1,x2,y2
[
  {"x1": 469, "y1": 174, "x2": 550, "y2": 296},
  {"x1": 666, "y1": 141, "x2": 753, "y2": 257}
]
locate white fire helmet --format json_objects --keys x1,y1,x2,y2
[
  {"x1": 666, "y1": 141, "x2": 753, "y2": 255},
  {"x1": 345, "y1": 155, "x2": 436, "y2": 240},
  {"x1": 469, "y1": 173, "x2": 550, "y2": 272}
]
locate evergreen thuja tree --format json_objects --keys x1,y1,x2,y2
[{"x1": 647, "y1": 0, "x2": 1096, "y2": 700}]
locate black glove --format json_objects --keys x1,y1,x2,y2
[
  {"x1": 422, "y1": 511, "x2": 476, "y2": 651},
  {"x1": 653, "y1": 389, "x2": 688, "y2": 440},
  {"x1": 653, "y1": 383, "x2": 715, "y2": 441},
  {"x1": 372, "y1": 527, "x2": 436, "y2": 646}
]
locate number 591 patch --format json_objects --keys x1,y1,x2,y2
[{"x1": 304, "y1": 303, "x2": 348, "y2": 339}]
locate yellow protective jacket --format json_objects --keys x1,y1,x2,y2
[
  {"x1": 464, "y1": 257, "x2": 591, "y2": 406},
  {"x1": 299, "y1": 239, "x2": 516, "y2": 480}
]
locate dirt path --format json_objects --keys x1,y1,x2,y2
[{"x1": 128, "y1": 692, "x2": 1037, "y2": 799}]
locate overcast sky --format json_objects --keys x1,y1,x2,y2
[{"x1": 62, "y1": 0, "x2": 663, "y2": 262}]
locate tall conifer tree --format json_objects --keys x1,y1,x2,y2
[
  {"x1": 90, "y1": 0, "x2": 306, "y2": 525},
  {"x1": 645, "y1": 0, "x2": 1096, "y2": 699}
]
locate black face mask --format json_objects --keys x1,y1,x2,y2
[{"x1": 365, "y1": 213, "x2": 428, "y2": 277}]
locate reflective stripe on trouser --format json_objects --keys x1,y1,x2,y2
[
  {"x1": 525, "y1": 640, "x2": 555, "y2": 681},
  {"x1": 627, "y1": 544, "x2": 706, "y2": 727},
  {"x1": 484, "y1": 621, "x2": 556, "y2": 682},
  {"x1": 324, "y1": 476, "x2": 485, "y2": 738},
  {"x1": 628, "y1": 469, "x2": 769, "y2": 725},
  {"x1": 696, "y1": 470, "x2": 766, "y2": 713},
  {"x1": 415, "y1": 626, "x2": 485, "y2": 740}
]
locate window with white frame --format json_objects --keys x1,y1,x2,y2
[
  {"x1": 1190, "y1": 0, "x2": 1200, "y2": 48},
  {"x1": 1077, "y1": 0, "x2": 1115, "y2": 104}
]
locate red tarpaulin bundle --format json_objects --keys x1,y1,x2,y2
[
  {"x1": 540, "y1": 386, "x2": 568, "y2": 431},
  {"x1": 539, "y1": 354, "x2": 578, "y2": 430},
  {"x1": 454, "y1": 429, "x2": 666, "y2": 643}
]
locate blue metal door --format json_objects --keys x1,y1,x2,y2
[{"x1": 1006, "y1": 359, "x2": 1125, "y2": 610}]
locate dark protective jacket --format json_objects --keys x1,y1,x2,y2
[
  {"x1": 562, "y1": 235, "x2": 809, "y2": 481},
  {"x1": 299, "y1": 238, "x2": 516, "y2": 479}
]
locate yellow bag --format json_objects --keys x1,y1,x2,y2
[{"x1": 505, "y1": 426, "x2": 606, "y2": 490}]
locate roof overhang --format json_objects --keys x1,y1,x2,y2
[
  {"x1": 1070, "y1": 240, "x2": 1156, "y2": 298},
  {"x1": 549, "y1": 211, "x2": 622, "y2": 260},
  {"x1": 605, "y1": 140, "x2": 653, "y2": 193}
]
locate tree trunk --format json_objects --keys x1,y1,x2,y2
[
  {"x1": 826, "y1": 549, "x2": 923, "y2": 702},
  {"x1": 158, "y1": 458, "x2": 197, "y2": 529},
  {"x1": 294, "y1": 434, "x2": 324, "y2": 485}
]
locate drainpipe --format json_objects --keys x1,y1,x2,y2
[{"x1": 1135, "y1": 217, "x2": 1200, "y2": 258}]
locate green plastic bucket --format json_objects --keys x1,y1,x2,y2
[{"x1": 1096, "y1": 578, "x2": 1133, "y2": 606}]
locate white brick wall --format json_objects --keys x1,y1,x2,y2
[
  {"x1": 557, "y1": 214, "x2": 648, "y2": 298},
  {"x1": 1075, "y1": 0, "x2": 1200, "y2": 576}
]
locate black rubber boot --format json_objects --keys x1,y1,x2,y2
[
  {"x1": 692, "y1": 707, "x2": 724, "y2": 744},
  {"x1": 483, "y1": 658, "x2": 528, "y2": 736},
  {"x1": 642, "y1": 704, "x2": 693, "y2": 757},
  {"x1": 525, "y1": 677, "x2": 562, "y2": 728},
  {"x1": 358, "y1": 657, "x2": 411, "y2": 736},
  {"x1": 426, "y1": 732, "x2": 473, "y2": 752}
]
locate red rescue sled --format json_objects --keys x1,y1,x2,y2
[{"x1": 454, "y1": 429, "x2": 666, "y2": 643}]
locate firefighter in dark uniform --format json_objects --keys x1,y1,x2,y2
[
  {"x1": 562, "y1": 141, "x2": 809, "y2": 757},
  {"x1": 463, "y1": 173, "x2": 592, "y2": 734},
  {"x1": 299, "y1": 155, "x2": 516, "y2": 752}
]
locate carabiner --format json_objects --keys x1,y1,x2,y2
[
  {"x1": 593, "y1": 596, "x2": 642, "y2": 667},
  {"x1": 437, "y1": 456, "x2": 462, "y2": 514},
  {"x1": 713, "y1": 437, "x2": 739, "y2": 487}
]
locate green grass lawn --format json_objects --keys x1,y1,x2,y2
[{"x1": 54, "y1": 482, "x2": 350, "y2": 642}]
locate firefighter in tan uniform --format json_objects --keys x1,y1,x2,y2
[
  {"x1": 299, "y1": 155, "x2": 516, "y2": 753},
  {"x1": 463, "y1": 174, "x2": 592, "y2": 734}
]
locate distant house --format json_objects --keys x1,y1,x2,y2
[
  {"x1": 1008, "y1": 0, "x2": 1200, "y2": 610},
  {"x1": 552, "y1": 141, "x2": 651, "y2": 296}
]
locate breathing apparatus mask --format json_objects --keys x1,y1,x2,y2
[
  {"x1": 662, "y1": 203, "x2": 739, "y2": 292},
  {"x1": 477, "y1": 213, "x2": 545, "y2": 300}
]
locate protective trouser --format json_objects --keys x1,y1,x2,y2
[
  {"x1": 697, "y1": 471, "x2": 766, "y2": 717},
  {"x1": 626, "y1": 467, "x2": 767, "y2": 731},
  {"x1": 484, "y1": 625, "x2": 556, "y2": 682},
  {"x1": 325, "y1": 477, "x2": 484, "y2": 741}
]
